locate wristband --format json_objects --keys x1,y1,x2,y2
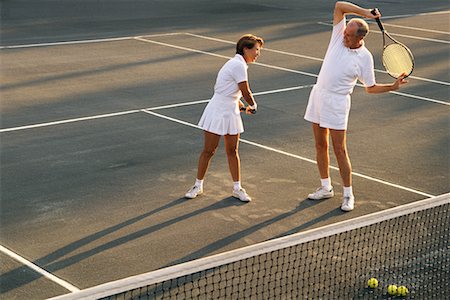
[{"x1": 249, "y1": 103, "x2": 257, "y2": 111}]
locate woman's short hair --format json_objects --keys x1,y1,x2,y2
[{"x1": 236, "y1": 34, "x2": 264, "y2": 55}]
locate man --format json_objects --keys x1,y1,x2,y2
[{"x1": 304, "y1": 2, "x2": 407, "y2": 211}]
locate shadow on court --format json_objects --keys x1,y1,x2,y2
[{"x1": 0, "y1": 197, "x2": 248, "y2": 293}]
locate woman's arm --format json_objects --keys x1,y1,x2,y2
[{"x1": 238, "y1": 81, "x2": 257, "y2": 108}]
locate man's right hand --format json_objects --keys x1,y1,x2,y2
[{"x1": 392, "y1": 73, "x2": 408, "y2": 90}]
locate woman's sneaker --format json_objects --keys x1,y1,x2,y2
[
  {"x1": 307, "y1": 186, "x2": 334, "y2": 200},
  {"x1": 185, "y1": 185, "x2": 203, "y2": 199},
  {"x1": 232, "y1": 188, "x2": 252, "y2": 202},
  {"x1": 341, "y1": 195, "x2": 355, "y2": 211}
]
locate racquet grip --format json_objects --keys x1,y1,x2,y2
[{"x1": 371, "y1": 8, "x2": 384, "y2": 31}]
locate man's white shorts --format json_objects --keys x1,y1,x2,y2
[{"x1": 304, "y1": 85, "x2": 351, "y2": 130}]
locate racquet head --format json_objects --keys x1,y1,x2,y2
[{"x1": 382, "y1": 42, "x2": 414, "y2": 78}]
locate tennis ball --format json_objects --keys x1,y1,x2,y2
[
  {"x1": 397, "y1": 285, "x2": 409, "y2": 296},
  {"x1": 367, "y1": 277, "x2": 379, "y2": 288},
  {"x1": 387, "y1": 284, "x2": 398, "y2": 296}
]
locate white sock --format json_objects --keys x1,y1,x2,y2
[
  {"x1": 195, "y1": 178, "x2": 204, "y2": 189},
  {"x1": 233, "y1": 181, "x2": 242, "y2": 191},
  {"x1": 343, "y1": 186, "x2": 353, "y2": 197},
  {"x1": 320, "y1": 178, "x2": 332, "y2": 191}
]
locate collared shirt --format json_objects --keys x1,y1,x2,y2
[
  {"x1": 316, "y1": 17, "x2": 376, "y2": 95},
  {"x1": 214, "y1": 54, "x2": 248, "y2": 99}
]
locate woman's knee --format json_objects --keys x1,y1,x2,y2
[
  {"x1": 202, "y1": 146, "x2": 217, "y2": 158},
  {"x1": 225, "y1": 146, "x2": 238, "y2": 157}
]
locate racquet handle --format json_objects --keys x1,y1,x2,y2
[{"x1": 371, "y1": 8, "x2": 385, "y2": 32}]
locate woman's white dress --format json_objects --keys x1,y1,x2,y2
[{"x1": 198, "y1": 54, "x2": 248, "y2": 135}]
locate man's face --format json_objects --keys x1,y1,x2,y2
[{"x1": 343, "y1": 21, "x2": 362, "y2": 49}]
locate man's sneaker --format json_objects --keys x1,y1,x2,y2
[
  {"x1": 232, "y1": 188, "x2": 252, "y2": 202},
  {"x1": 307, "y1": 186, "x2": 334, "y2": 200},
  {"x1": 185, "y1": 185, "x2": 203, "y2": 199},
  {"x1": 341, "y1": 195, "x2": 355, "y2": 211}
]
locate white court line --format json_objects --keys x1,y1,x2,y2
[
  {"x1": 141, "y1": 109, "x2": 435, "y2": 198},
  {"x1": 317, "y1": 22, "x2": 450, "y2": 44},
  {"x1": 381, "y1": 10, "x2": 450, "y2": 19},
  {"x1": 0, "y1": 110, "x2": 140, "y2": 133},
  {"x1": 135, "y1": 36, "x2": 450, "y2": 104},
  {"x1": 0, "y1": 33, "x2": 184, "y2": 49},
  {"x1": 0, "y1": 85, "x2": 313, "y2": 133},
  {"x1": 184, "y1": 33, "x2": 324, "y2": 62},
  {"x1": 185, "y1": 32, "x2": 450, "y2": 86},
  {"x1": 143, "y1": 85, "x2": 314, "y2": 111},
  {"x1": 0, "y1": 245, "x2": 80, "y2": 292},
  {"x1": 388, "y1": 91, "x2": 450, "y2": 106},
  {"x1": 135, "y1": 37, "x2": 319, "y2": 78},
  {"x1": 366, "y1": 22, "x2": 450, "y2": 35}
]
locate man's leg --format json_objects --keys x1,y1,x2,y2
[
  {"x1": 329, "y1": 129, "x2": 351, "y2": 187},
  {"x1": 313, "y1": 123, "x2": 330, "y2": 180},
  {"x1": 308, "y1": 123, "x2": 334, "y2": 200},
  {"x1": 330, "y1": 129, "x2": 354, "y2": 211}
]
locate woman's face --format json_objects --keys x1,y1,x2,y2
[{"x1": 243, "y1": 44, "x2": 261, "y2": 63}]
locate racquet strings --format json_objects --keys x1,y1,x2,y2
[{"x1": 382, "y1": 43, "x2": 414, "y2": 78}]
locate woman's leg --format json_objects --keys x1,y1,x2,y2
[
  {"x1": 196, "y1": 131, "x2": 221, "y2": 180},
  {"x1": 223, "y1": 134, "x2": 240, "y2": 182},
  {"x1": 224, "y1": 133, "x2": 251, "y2": 202}
]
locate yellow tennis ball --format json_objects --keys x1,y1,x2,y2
[
  {"x1": 367, "y1": 277, "x2": 379, "y2": 288},
  {"x1": 397, "y1": 285, "x2": 409, "y2": 296},
  {"x1": 387, "y1": 284, "x2": 398, "y2": 296}
]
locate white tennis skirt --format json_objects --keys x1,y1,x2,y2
[{"x1": 198, "y1": 93, "x2": 244, "y2": 135}]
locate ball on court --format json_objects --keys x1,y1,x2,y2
[
  {"x1": 367, "y1": 277, "x2": 378, "y2": 288},
  {"x1": 397, "y1": 285, "x2": 409, "y2": 296},
  {"x1": 387, "y1": 284, "x2": 398, "y2": 296}
]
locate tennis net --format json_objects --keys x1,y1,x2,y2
[{"x1": 51, "y1": 193, "x2": 449, "y2": 299}]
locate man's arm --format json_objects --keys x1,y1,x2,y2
[
  {"x1": 333, "y1": 1, "x2": 380, "y2": 25},
  {"x1": 365, "y1": 74, "x2": 408, "y2": 94}
]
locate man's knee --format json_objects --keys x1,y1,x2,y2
[
  {"x1": 333, "y1": 143, "x2": 348, "y2": 158},
  {"x1": 315, "y1": 139, "x2": 328, "y2": 153}
]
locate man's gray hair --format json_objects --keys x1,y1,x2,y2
[{"x1": 351, "y1": 18, "x2": 369, "y2": 37}]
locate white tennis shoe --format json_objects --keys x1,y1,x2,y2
[
  {"x1": 341, "y1": 195, "x2": 355, "y2": 211},
  {"x1": 185, "y1": 185, "x2": 203, "y2": 199},
  {"x1": 308, "y1": 186, "x2": 334, "y2": 200},
  {"x1": 232, "y1": 188, "x2": 252, "y2": 202}
]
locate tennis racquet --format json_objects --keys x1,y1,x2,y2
[{"x1": 371, "y1": 8, "x2": 414, "y2": 78}]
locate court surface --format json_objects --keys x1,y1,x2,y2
[{"x1": 1, "y1": 1, "x2": 449, "y2": 299}]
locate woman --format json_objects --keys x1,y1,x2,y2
[{"x1": 185, "y1": 34, "x2": 264, "y2": 202}]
